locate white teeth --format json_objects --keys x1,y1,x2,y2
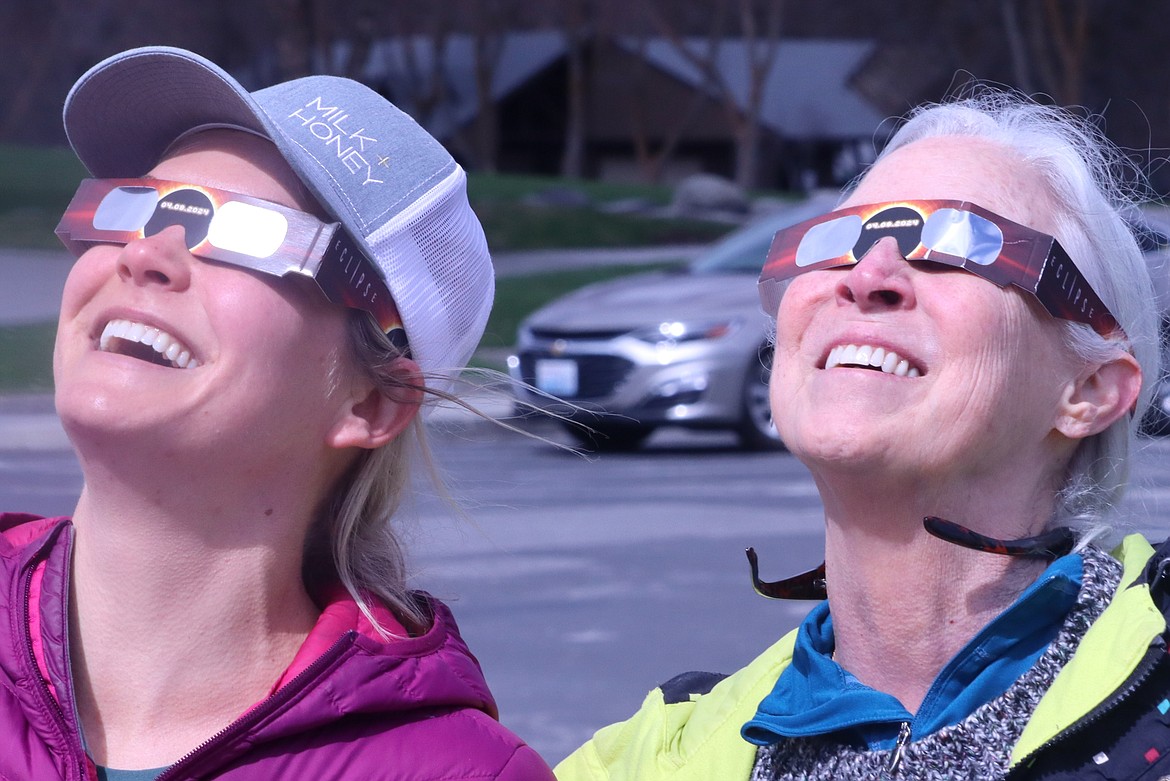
[
  {"x1": 99, "y1": 319, "x2": 201, "y2": 369},
  {"x1": 825, "y1": 343, "x2": 922, "y2": 377}
]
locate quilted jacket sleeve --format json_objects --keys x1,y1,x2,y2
[
  {"x1": 555, "y1": 632, "x2": 798, "y2": 781},
  {"x1": 497, "y1": 743, "x2": 557, "y2": 780}
]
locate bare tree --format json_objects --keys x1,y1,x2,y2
[
  {"x1": 645, "y1": 0, "x2": 784, "y2": 189},
  {"x1": 557, "y1": 0, "x2": 592, "y2": 178},
  {"x1": 621, "y1": 31, "x2": 715, "y2": 184},
  {"x1": 458, "y1": 0, "x2": 523, "y2": 172},
  {"x1": 374, "y1": 4, "x2": 458, "y2": 130},
  {"x1": 997, "y1": 0, "x2": 1094, "y2": 105},
  {"x1": 0, "y1": 0, "x2": 71, "y2": 141}
]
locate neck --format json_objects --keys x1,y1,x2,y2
[
  {"x1": 66, "y1": 463, "x2": 326, "y2": 768},
  {"x1": 812, "y1": 466, "x2": 1060, "y2": 714}
]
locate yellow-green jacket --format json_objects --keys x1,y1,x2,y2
[{"x1": 556, "y1": 536, "x2": 1170, "y2": 780}]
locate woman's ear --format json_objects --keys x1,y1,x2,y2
[
  {"x1": 327, "y1": 357, "x2": 424, "y2": 451},
  {"x1": 1055, "y1": 352, "x2": 1142, "y2": 439}
]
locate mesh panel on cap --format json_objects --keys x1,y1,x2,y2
[{"x1": 367, "y1": 168, "x2": 493, "y2": 386}]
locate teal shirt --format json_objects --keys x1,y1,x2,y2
[
  {"x1": 742, "y1": 553, "x2": 1084, "y2": 749},
  {"x1": 95, "y1": 767, "x2": 166, "y2": 781}
]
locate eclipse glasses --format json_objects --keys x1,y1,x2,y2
[
  {"x1": 55, "y1": 178, "x2": 407, "y2": 350},
  {"x1": 758, "y1": 200, "x2": 1121, "y2": 338}
]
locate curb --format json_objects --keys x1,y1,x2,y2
[
  {"x1": 0, "y1": 393, "x2": 68, "y2": 451},
  {"x1": 0, "y1": 386, "x2": 521, "y2": 452},
  {"x1": 0, "y1": 412, "x2": 71, "y2": 451}
]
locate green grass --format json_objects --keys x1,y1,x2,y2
[
  {"x1": 473, "y1": 200, "x2": 729, "y2": 250},
  {"x1": 468, "y1": 173, "x2": 732, "y2": 250},
  {"x1": 0, "y1": 144, "x2": 87, "y2": 210},
  {"x1": 0, "y1": 148, "x2": 733, "y2": 251},
  {"x1": 0, "y1": 144, "x2": 87, "y2": 250},
  {"x1": 0, "y1": 322, "x2": 56, "y2": 392},
  {"x1": 478, "y1": 262, "x2": 673, "y2": 353},
  {"x1": 467, "y1": 172, "x2": 675, "y2": 204}
]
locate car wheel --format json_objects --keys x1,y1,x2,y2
[
  {"x1": 562, "y1": 422, "x2": 654, "y2": 452},
  {"x1": 737, "y1": 348, "x2": 785, "y2": 451}
]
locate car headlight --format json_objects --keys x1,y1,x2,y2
[{"x1": 629, "y1": 319, "x2": 741, "y2": 345}]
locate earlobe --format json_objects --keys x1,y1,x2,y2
[
  {"x1": 327, "y1": 358, "x2": 423, "y2": 451},
  {"x1": 1055, "y1": 353, "x2": 1142, "y2": 439}
]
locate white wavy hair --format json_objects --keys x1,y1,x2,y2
[{"x1": 865, "y1": 89, "x2": 1162, "y2": 532}]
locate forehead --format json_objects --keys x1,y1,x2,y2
[
  {"x1": 844, "y1": 137, "x2": 1058, "y2": 237},
  {"x1": 147, "y1": 129, "x2": 317, "y2": 215}
]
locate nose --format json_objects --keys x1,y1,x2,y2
[
  {"x1": 835, "y1": 236, "x2": 916, "y2": 311},
  {"x1": 115, "y1": 225, "x2": 193, "y2": 291}
]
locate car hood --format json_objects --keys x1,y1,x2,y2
[{"x1": 524, "y1": 270, "x2": 766, "y2": 332}]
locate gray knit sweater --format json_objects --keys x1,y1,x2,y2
[{"x1": 750, "y1": 545, "x2": 1122, "y2": 781}]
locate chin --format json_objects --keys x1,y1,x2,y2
[
  {"x1": 784, "y1": 419, "x2": 905, "y2": 472},
  {"x1": 55, "y1": 383, "x2": 166, "y2": 442}
]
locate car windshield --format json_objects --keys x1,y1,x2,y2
[
  {"x1": 689, "y1": 217, "x2": 789, "y2": 275},
  {"x1": 689, "y1": 196, "x2": 840, "y2": 276}
]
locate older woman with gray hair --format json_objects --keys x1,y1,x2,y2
[{"x1": 556, "y1": 90, "x2": 1168, "y2": 780}]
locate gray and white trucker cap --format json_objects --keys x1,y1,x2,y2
[{"x1": 63, "y1": 46, "x2": 493, "y2": 389}]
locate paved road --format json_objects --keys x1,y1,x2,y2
[
  {"x1": 2, "y1": 412, "x2": 1169, "y2": 764},
  {"x1": 0, "y1": 249, "x2": 73, "y2": 326}
]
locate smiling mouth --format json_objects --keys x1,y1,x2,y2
[
  {"x1": 99, "y1": 319, "x2": 200, "y2": 369},
  {"x1": 824, "y1": 344, "x2": 921, "y2": 377}
]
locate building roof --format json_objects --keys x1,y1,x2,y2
[
  {"x1": 355, "y1": 32, "x2": 882, "y2": 142},
  {"x1": 358, "y1": 30, "x2": 567, "y2": 138},
  {"x1": 617, "y1": 36, "x2": 884, "y2": 140}
]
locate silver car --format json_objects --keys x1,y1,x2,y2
[
  {"x1": 510, "y1": 202, "x2": 1170, "y2": 450},
  {"x1": 508, "y1": 199, "x2": 835, "y2": 451}
]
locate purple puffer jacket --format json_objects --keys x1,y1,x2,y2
[{"x1": 0, "y1": 514, "x2": 555, "y2": 780}]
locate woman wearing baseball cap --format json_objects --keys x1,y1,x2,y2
[{"x1": 0, "y1": 47, "x2": 553, "y2": 780}]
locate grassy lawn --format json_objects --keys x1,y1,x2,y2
[
  {"x1": 480, "y1": 262, "x2": 671, "y2": 351},
  {"x1": 0, "y1": 144, "x2": 88, "y2": 250},
  {"x1": 0, "y1": 147, "x2": 733, "y2": 252},
  {"x1": 0, "y1": 322, "x2": 56, "y2": 393},
  {"x1": 467, "y1": 172, "x2": 731, "y2": 250}
]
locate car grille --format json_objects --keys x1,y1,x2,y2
[
  {"x1": 529, "y1": 326, "x2": 631, "y2": 340},
  {"x1": 517, "y1": 352, "x2": 635, "y2": 399}
]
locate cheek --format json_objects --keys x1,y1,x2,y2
[
  {"x1": 58, "y1": 247, "x2": 116, "y2": 319},
  {"x1": 774, "y1": 277, "x2": 814, "y2": 336},
  {"x1": 772, "y1": 277, "x2": 828, "y2": 366},
  {"x1": 220, "y1": 279, "x2": 352, "y2": 394},
  {"x1": 935, "y1": 291, "x2": 1071, "y2": 424},
  {"x1": 768, "y1": 301, "x2": 818, "y2": 436}
]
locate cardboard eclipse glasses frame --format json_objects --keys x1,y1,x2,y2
[
  {"x1": 55, "y1": 177, "x2": 408, "y2": 351},
  {"x1": 758, "y1": 199, "x2": 1122, "y2": 338}
]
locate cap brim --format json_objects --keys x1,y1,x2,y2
[{"x1": 64, "y1": 46, "x2": 271, "y2": 178}]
